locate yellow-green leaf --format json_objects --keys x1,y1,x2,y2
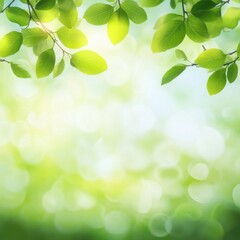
[
  {"x1": 162, "y1": 64, "x2": 187, "y2": 85},
  {"x1": 5, "y1": 7, "x2": 30, "y2": 26},
  {"x1": 70, "y1": 50, "x2": 107, "y2": 75},
  {"x1": 84, "y1": 3, "x2": 114, "y2": 25},
  {"x1": 0, "y1": 31, "x2": 23, "y2": 57},
  {"x1": 36, "y1": 49, "x2": 55, "y2": 78},
  {"x1": 107, "y1": 9, "x2": 129, "y2": 45},
  {"x1": 57, "y1": 27, "x2": 87, "y2": 49},
  {"x1": 152, "y1": 20, "x2": 185, "y2": 52},
  {"x1": 207, "y1": 68, "x2": 226, "y2": 95},
  {"x1": 53, "y1": 59, "x2": 65, "y2": 78},
  {"x1": 11, "y1": 63, "x2": 31, "y2": 78},
  {"x1": 22, "y1": 28, "x2": 48, "y2": 47},
  {"x1": 195, "y1": 49, "x2": 226, "y2": 70},
  {"x1": 122, "y1": 0, "x2": 147, "y2": 24},
  {"x1": 227, "y1": 63, "x2": 238, "y2": 83}
]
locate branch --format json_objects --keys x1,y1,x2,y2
[
  {"x1": 181, "y1": 0, "x2": 188, "y2": 20},
  {"x1": 0, "y1": 0, "x2": 16, "y2": 13},
  {"x1": 26, "y1": 0, "x2": 71, "y2": 58}
]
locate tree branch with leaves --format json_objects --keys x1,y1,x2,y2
[{"x1": 0, "y1": 0, "x2": 239, "y2": 95}]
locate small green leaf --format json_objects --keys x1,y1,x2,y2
[
  {"x1": 195, "y1": 48, "x2": 226, "y2": 69},
  {"x1": 207, "y1": 68, "x2": 226, "y2": 95},
  {"x1": 70, "y1": 50, "x2": 107, "y2": 75},
  {"x1": 84, "y1": 3, "x2": 114, "y2": 25},
  {"x1": 5, "y1": 7, "x2": 30, "y2": 26},
  {"x1": 227, "y1": 63, "x2": 238, "y2": 83},
  {"x1": 152, "y1": 20, "x2": 186, "y2": 52},
  {"x1": 175, "y1": 49, "x2": 188, "y2": 60},
  {"x1": 58, "y1": 0, "x2": 78, "y2": 28},
  {"x1": 57, "y1": 27, "x2": 87, "y2": 49},
  {"x1": 35, "y1": 0, "x2": 56, "y2": 10},
  {"x1": 170, "y1": 0, "x2": 177, "y2": 9},
  {"x1": 107, "y1": 8, "x2": 129, "y2": 45},
  {"x1": 53, "y1": 59, "x2": 65, "y2": 78},
  {"x1": 162, "y1": 64, "x2": 187, "y2": 85},
  {"x1": 11, "y1": 63, "x2": 31, "y2": 78},
  {"x1": 154, "y1": 13, "x2": 183, "y2": 29},
  {"x1": 22, "y1": 28, "x2": 48, "y2": 47},
  {"x1": 32, "y1": 37, "x2": 53, "y2": 56},
  {"x1": 139, "y1": 0, "x2": 164, "y2": 7},
  {"x1": 223, "y1": 7, "x2": 240, "y2": 29},
  {"x1": 35, "y1": 8, "x2": 59, "y2": 22},
  {"x1": 36, "y1": 49, "x2": 55, "y2": 78},
  {"x1": 122, "y1": 0, "x2": 147, "y2": 24},
  {"x1": 0, "y1": 31, "x2": 23, "y2": 57}
]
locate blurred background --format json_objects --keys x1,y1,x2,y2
[{"x1": 1, "y1": 1, "x2": 240, "y2": 239}]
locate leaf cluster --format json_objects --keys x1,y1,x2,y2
[{"x1": 0, "y1": 0, "x2": 239, "y2": 95}]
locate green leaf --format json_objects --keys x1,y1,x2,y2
[
  {"x1": 205, "y1": 16, "x2": 223, "y2": 38},
  {"x1": 36, "y1": 49, "x2": 55, "y2": 78},
  {"x1": 32, "y1": 37, "x2": 53, "y2": 56},
  {"x1": 0, "y1": 1, "x2": 4, "y2": 11},
  {"x1": 195, "y1": 49, "x2": 226, "y2": 70},
  {"x1": 35, "y1": 0, "x2": 56, "y2": 10},
  {"x1": 227, "y1": 63, "x2": 238, "y2": 83},
  {"x1": 223, "y1": 7, "x2": 240, "y2": 29},
  {"x1": 207, "y1": 68, "x2": 226, "y2": 95},
  {"x1": 53, "y1": 59, "x2": 65, "y2": 78},
  {"x1": 107, "y1": 8, "x2": 129, "y2": 45},
  {"x1": 170, "y1": 0, "x2": 177, "y2": 9},
  {"x1": 35, "y1": 8, "x2": 59, "y2": 22},
  {"x1": 70, "y1": 50, "x2": 107, "y2": 75},
  {"x1": 22, "y1": 28, "x2": 48, "y2": 47},
  {"x1": 5, "y1": 7, "x2": 30, "y2": 26},
  {"x1": 185, "y1": 14, "x2": 209, "y2": 42},
  {"x1": 74, "y1": 0, "x2": 82, "y2": 6},
  {"x1": 84, "y1": 3, "x2": 114, "y2": 25},
  {"x1": 191, "y1": 0, "x2": 220, "y2": 22},
  {"x1": 122, "y1": 0, "x2": 147, "y2": 24},
  {"x1": 175, "y1": 49, "x2": 188, "y2": 60},
  {"x1": 154, "y1": 13, "x2": 183, "y2": 29},
  {"x1": 162, "y1": 64, "x2": 187, "y2": 85},
  {"x1": 11, "y1": 63, "x2": 31, "y2": 78},
  {"x1": 57, "y1": 27, "x2": 87, "y2": 49},
  {"x1": 0, "y1": 31, "x2": 23, "y2": 57},
  {"x1": 152, "y1": 20, "x2": 186, "y2": 52},
  {"x1": 58, "y1": 0, "x2": 78, "y2": 28},
  {"x1": 139, "y1": 0, "x2": 164, "y2": 7}
]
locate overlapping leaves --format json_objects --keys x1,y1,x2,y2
[{"x1": 0, "y1": 0, "x2": 239, "y2": 95}]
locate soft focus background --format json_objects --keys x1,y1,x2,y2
[{"x1": 1, "y1": 2, "x2": 240, "y2": 240}]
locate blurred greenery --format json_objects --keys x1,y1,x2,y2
[{"x1": 1, "y1": 1, "x2": 240, "y2": 240}]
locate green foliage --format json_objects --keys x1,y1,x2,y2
[
  {"x1": 0, "y1": 0, "x2": 239, "y2": 94},
  {"x1": 36, "y1": 48, "x2": 55, "y2": 78},
  {"x1": 207, "y1": 68, "x2": 226, "y2": 95},
  {"x1": 152, "y1": 19, "x2": 186, "y2": 52},
  {"x1": 70, "y1": 50, "x2": 107, "y2": 75},
  {"x1": 195, "y1": 49, "x2": 226, "y2": 70},
  {"x1": 0, "y1": 31, "x2": 23, "y2": 57},
  {"x1": 162, "y1": 64, "x2": 187, "y2": 85},
  {"x1": 84, "y1": 3, "x2": 114, "y2": 25},
  {"x1": 107, "y1": 8, "x2": 129, "y2": 45}
]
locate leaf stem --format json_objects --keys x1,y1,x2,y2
[
  {"x1": 0, "y1": 59, "x2": 11, "y2": 64},
  {"x1": 26, "y1": 0, "x2": 71, "y2": 58},
  {"x1": 0, "y1": 0, "x2": 16, "y2": 13},
  {"x1": 181, "y1": 0, "x2": 188, "y2": 20}
]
